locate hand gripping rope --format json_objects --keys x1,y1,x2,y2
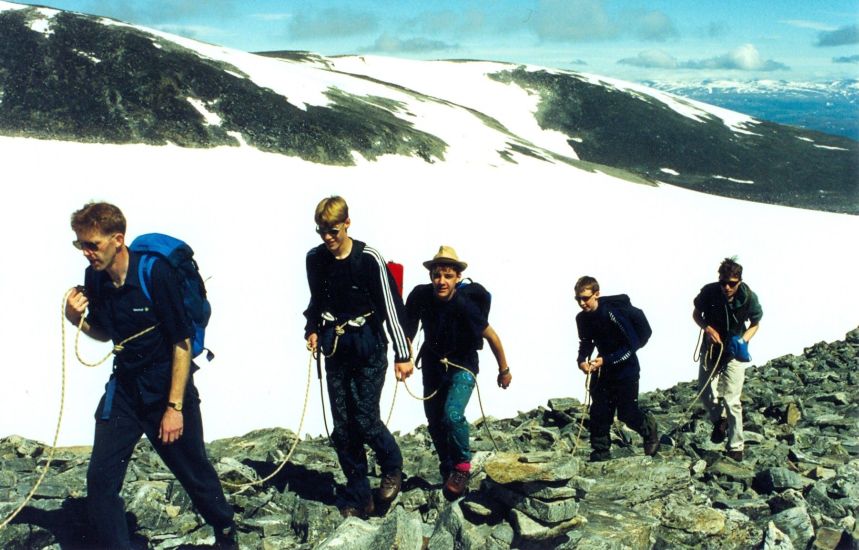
[
  {"x1": 397, "y1": 356, "x2": 501, "y2": 453},
  {"x1": 1, "y1": 289, "x2": 161, "y2": 530}
]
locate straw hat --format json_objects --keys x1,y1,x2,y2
[{"x1": 423, "y1": 245, "x2": 468, "y2": 272}]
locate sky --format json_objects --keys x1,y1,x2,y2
[{"x1": 17, "y1": 0, "x2": 859, "y2": 82}]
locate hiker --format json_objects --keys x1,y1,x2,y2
[
  {"x1": 692, "y1": 257, "x2": 762, "y2": 462},
  {"x1": 64, "y1": 202, "x2": 237, "y2": 549},
  {"x1": 404, "y1": 246, "x2": 512, "y2": 498},
  {"x1": 303, "y1": 196, "x2": 414, "y2": 518},
  {"x1": 574, "y1": 276, "x2": 659, "y2": 462}
]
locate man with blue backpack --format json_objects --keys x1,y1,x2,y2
[
  {"x1": 65, "y1": 202, "x2": 237, "y2": 549},
  {"x1": 404, "y1": 246, "x2": 512, "y2": 499}
]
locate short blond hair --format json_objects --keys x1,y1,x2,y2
[{"x1": 314, "y1": 196, "x2": 349, "y2": 227}]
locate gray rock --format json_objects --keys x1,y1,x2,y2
[
  {"x1": 763, "y1": 520, "x2": 795, "y2": 550},
  {"x1": 754, "y1": 467, "x2": 810, "y2": 493},
  {"x1": 771, "y1": 507, "x2": 815, "y2": 549},
  {"x1": 370, "y1": 506, "x2": 423, "y2": 550},
  {"x1": 509, "y1": 508, "x2": 586, "y2": 541},
  {"x1": 316, "y1": 517, "x2": 377, "y2": 549},
  {"x1": 484, "y1": 452, "x2": 580, "y2": 484}
]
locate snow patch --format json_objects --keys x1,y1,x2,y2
[
  {"x1": 660, "y1": 168, "x2": 680, "y2": 176},
  {"x1": 187, "y1": 97, "x2": 222, "y2": 126},
  {"x1": 0, "y1": 1, "x2": 27, "y2": 12},
  {"x1": 713, "y1": 175, "x2": 754, "y2": 184},
  {"x1": 73, "y1": 49, "x2": 101, "y2": 64},
  {"x1": 29, "y1": 8, "x2": 60, "y2": 36},
  {"x1": 814, "y1": 144, "x2": 849, "y2": 151},
  {"x1": 577, "y1": 71, "x2": 762, "y2": 135},
  {"x1": 226, "y1": 131, "x2": 248, "y2": 147},
  {"x1": 796, "y1": 137, "x2": 814, "y2": 143}
]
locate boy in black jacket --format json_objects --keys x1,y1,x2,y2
[
  {"x1": 574, "y1": 276, "x2": 659, "y2": 462},
  {"x1": 405, "y1": 246, "x2": 512, "y2": 498},
  {"x1": 304, "y1": 196, "x2": 415, "y2": 518}
]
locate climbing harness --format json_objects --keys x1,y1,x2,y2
[{"x1": 319, "y1": 311, "x2": 373, "y2": 359}]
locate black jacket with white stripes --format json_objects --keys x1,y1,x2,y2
[{"x1": 303, "y1": 239, "x2": 410, "y2": 362}]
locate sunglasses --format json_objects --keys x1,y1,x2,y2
[
  {"x1": 72, "y1": 239, "x2": 102, "y2": 252},
  {"x1": 719, "y1": 279, "x2": 741, "y2": 289},
  {"x1": 575, "y1": 294, "x2": 595, "y2": 303},
  {"x1": 315, "y1": 224, "x2": 344, "y2": 237}
]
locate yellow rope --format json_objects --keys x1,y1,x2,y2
[
  {"x1": 0, "y1": 290, "x2": 75, "y2": 531},
  {"x1": 684, "y1": 341, "x2": 724, "y2": 414},
  {"x1": 221, "y1": 350, "x2": 315, "y2": 489},
  {"x1": 75, "y1": 319, "x2": 159, "y2": 368},
  {"x1": 571, "y1": 369, "x2": 592, "y2": 457}
]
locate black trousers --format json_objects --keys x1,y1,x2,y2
[
  {"x1": 325, "y1": 333, "x2": 403, "y2": 508},
  {"x1": 87, "y1": 381, "x2": 234, "y2": 549},
  {"x1": 589, "y1": 376, "x2": 656, "y2": 454}
]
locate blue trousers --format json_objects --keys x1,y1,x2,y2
[
  {"x1": 87, "y1": 381, "x2": 234, "y2": 549},
  {"x1": 423, "y1": 365, "x2": 476, "y2": 476},
  {"x1": 325, "y1": 340, "x2": 403, "y2": 507}
]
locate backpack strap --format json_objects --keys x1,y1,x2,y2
[{"x1": 137, "y1": 253, "x2": 158, "y2": 302}]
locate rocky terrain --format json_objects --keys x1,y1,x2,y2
[{"x1": 1, "y1": 327, "x2": 857, "y2": 549}]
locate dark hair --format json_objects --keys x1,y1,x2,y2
[
  {"x1": 70, "y1": 202, "x2": 126, "y2": 235},
  {"x1": 718, "y1": 257, "x2": 743, "y2": 280},
  {"x1": 574, "y1": 275, "x2": 599, "y2": 294}
]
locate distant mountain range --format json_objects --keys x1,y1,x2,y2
[
  {"x1": 1, "y1": 2, "x2": 856, "y2": 214},
  {"x1": 644, "y1": 79, "x2": 859, "y2": 141}
]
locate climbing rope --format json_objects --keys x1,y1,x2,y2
[
  {"x1": 570, "y1": 367, "x2": 593, "y2": 457},
  {"x1": 399, "y1": 357, "x2": 501, "y2": 452},
  {"x1": 684, "y1": 334, "x2": 725, "y2": 414},
  {"x1": 221, "y1": 350, "x2": 315, "y2": 490},
  {"x1": 320, "y1": 312, "x2": 373, "y2": 359},
  {"x1": 0, "y1": 290, "x2": 75, "y2": 531}
]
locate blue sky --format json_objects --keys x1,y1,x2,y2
[{"x1": 20, "y1": 1, "x2": 859, "y2": 81}]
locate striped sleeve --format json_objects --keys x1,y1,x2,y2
[{"x1": 363, "y1": 245, "x2": 411, "y2": 362}]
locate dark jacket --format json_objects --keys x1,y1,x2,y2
[
  {"x1": 404, "y1": 281, "x2": 490, "y2": 374},
  {"x1": 84, "y1": 249, "x2": 194, "y2": 407},
  {"x1": 576, "y1": 294, "x2": 651, "y2": 380},
  {"x1": 693, "y1": 282, "x2": 763, "y2": 341},
  {"x1": 303, "y1": 239, "x2": 410, "y2": 362}
]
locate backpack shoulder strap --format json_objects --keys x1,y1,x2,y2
[{"x1": 136, "y1": 253, "x2": 159, "y2": 302}]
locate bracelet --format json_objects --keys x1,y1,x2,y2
[{"x1": 499, "y1": 368, "x2": 510, "y2": 375}]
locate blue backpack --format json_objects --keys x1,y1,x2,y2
[{"x1": 129, "y1": 233, "x2": 213, "y2": 361}]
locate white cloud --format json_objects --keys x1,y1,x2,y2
[
  {"x1": 617, "y1": 50, "x2": 678, "y2": 69},
  {"x1": 781, "y1": 19, "x2": 838, "y2": 32}
]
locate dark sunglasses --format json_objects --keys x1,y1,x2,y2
[
  {"x1": 315, "y1": 224, "x2": 344, "y2": 237},
  {"x1": 72, "y1": 239, "x2": 100, "y2": 252},
  {"x1": 719, "y1": 279, "x2": 741, "y2": 289},
  {"x1": 575, "y1": 294, "x2": 595, "y2": 303}
]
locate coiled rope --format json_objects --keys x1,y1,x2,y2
[
  {"x1": 570, "y1": 367, "x2": 593, "y2": 457},
  {"x1": 1, "y1": 289, "x2": 75, "y2": 530},
  {"x1": 684, "y1": 328, "x2": 725, "y2": 414}
]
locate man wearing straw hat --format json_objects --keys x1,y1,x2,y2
[
  {"x1": 304, "y1": 196, "x2": 414, "y2": 518},
  {"x1": 405, "y1": 246, "x2": 512, "y2": 499}
]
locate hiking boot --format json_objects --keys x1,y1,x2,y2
[
  {"x1": 726, "y1": 448, "x2": 744, "y2": 462},
  {"x1": 644, "y1": 434, "x2": 660, "y2": 457},
  {"x1": 378, "y1": 469, "x2": 402, "y2": 504},
  {"x1": 214, "y1": 524, "x2": 239, "y2": 550},
  {"x1": 444, "y1": 469, "x2": 470, "y2": 499},
  {"x1": 589, "y1": 450, "x2": 611, "y2": 463},
  {"x1": 339, "y1": 498, "x2": 374, "y2": 519},
  {"x1": 710, "y1": 419, "x2": 728, "y2": 444}
]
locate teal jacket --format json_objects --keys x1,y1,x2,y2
[{"x1": 693, "y1": 282, "x2": 763, "y2": 340}]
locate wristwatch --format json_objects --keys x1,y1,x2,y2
[{"x1": 167, "y1": 401, "x2": 183, "y2": 412}]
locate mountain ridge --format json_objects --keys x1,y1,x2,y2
[{"x1": 1, "y1": 2, "x2": 857, "y2": 213}]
